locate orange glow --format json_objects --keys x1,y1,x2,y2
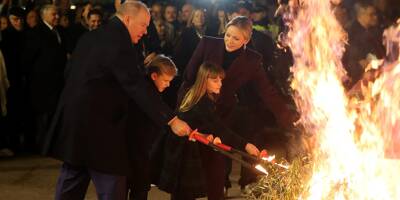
[{"x1": 287, "y1": 0, "x2": 400, "y2": 199}]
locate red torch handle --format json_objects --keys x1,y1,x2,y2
[
  {"x1": 215, "y1": 143, "x2": 232, "y2": 151},
  {"x1": 190, "y1": 132, "x2": 210, "y2": 145}
]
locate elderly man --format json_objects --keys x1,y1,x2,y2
[
  {"x1": 21, "y1": 4, "x2": 66, "y2": 153},
  {"x1": 48, "y1": 1, "x2": 191, "y2": 200}
]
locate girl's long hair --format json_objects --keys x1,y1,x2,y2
[{"x1": 179, "y1": 62, "x2": 225, "y2": 112}]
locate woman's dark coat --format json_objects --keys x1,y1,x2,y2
[{"x1": 180, "y1": 36, "x2": 294, "y2": 128}]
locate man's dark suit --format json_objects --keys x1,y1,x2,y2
[
  {"x1": 47, "y1": 17, "x2": 174, "y2": 177},
  {"x1": 22, "y1": 22, "x2": 67, "y2": 115},
  {"x1": 21, "y1": 22, "x2": 67, "y2": 153}
]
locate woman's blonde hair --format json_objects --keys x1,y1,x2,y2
[
  {"x1": 225, "y1": 15, "x2": 253, "y2": 41},
  {"x1": 186, "y1": 8, "x2": 205, "y2": 28},
  {"x1": 145, "y1": 54, "x2": 177, "y2": 76},
  {"x1": 179, "y1": 62, "x2": 225, "y2": 112}
]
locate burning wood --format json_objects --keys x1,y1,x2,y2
[{"x1": 247, "y1": 1, "x2": 400, "y2": 199}]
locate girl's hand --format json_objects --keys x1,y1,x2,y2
[
  {"x1": 245, "y1": 143, "x2": 260, "y2": 156},
  {"x1": 213, "y1": 137, "x2": 222, "y2": 145},
  {"x1": 206, "y1": 134, "x2": 214, "y2": 142}
]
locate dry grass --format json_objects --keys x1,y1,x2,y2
[{"x1": 243, "y1": 157, "x2": 312, "y2": 200}]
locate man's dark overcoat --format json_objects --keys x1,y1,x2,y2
[{"x1": 45, "y1": 17, "x2": 174, "y2": 176}]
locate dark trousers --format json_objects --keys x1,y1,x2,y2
[{"x1": 55, "y1": 162, "x2": 127, "y2": 200}]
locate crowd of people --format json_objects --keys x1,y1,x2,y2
[{"x1": 0, "y1": 0, "x2": 399, "y2": 199}]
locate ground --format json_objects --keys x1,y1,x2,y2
[{"x1": 0, "y1": 155, "x2": 246, "y2": 200}]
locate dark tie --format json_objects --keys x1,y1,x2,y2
[{"x1": 52, "y1": 28, "x2": 61, "y2": 44}]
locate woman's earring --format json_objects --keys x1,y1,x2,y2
[{"x1": 244, "y1": 44, "x2": 247, "y2": 50}]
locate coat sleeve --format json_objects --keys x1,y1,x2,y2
[
  {"x1": 20, "y1": 29, "x2": 40, "y2": 75},
  {"x1": 192, "y1": 100, "x2": 247, "y2": 150},
  {"x1": 250, "y1": 59, "x2": 296, "y2": 129},
  {"x1": 109, "y1": 45, "x2": 175, "y2": 127}
]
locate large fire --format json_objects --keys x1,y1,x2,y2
[{"x1": 287, "y1": 0, "x2": 400, "y2": 199}]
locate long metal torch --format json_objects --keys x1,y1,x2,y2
[
  {"x1": 189, "y1": 130, "x2": 268, "y2": 175},
  {"x1": 189, "y1": 130, "x2": 289, "y2": 170}
]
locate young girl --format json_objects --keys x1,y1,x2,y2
[{"x1": 157, "y1": 62, "x2": 261, "y2": 200}]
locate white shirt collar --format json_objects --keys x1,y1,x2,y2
[{"x1": 43, "y1": 20, "x2": 54, "y2": 30}]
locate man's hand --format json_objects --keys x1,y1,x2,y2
[
  {"x1": 245, "y1": 143, "x2": 260, "y2": 156},
  {"x1": 168, "y1": 117, "x2": 192, "y2": 136}
]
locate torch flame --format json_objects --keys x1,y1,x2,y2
[
  {"x1": 255, "y1": 164, "x2": 269, "y2": 175},
  {"x1": 286, "y1": 0, "x2": 400, "y2": 199}
]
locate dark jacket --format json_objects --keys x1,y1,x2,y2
[
  {"x1": 45, "y1": 17, "x2": 175, "y2": 176},
  {"x1": 21, "y1": 22, "x2": 67, "y2": 114},
  {"x1": 157, "y1": 96, "x2": 247, "y2": 195},
  {"x1": 180, "y1": 36, "x2": 294, "y2": 128},
  {"x1": 173, "y1": 27, "x2": 218, "y2": 73}
]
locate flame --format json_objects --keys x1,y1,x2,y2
[
  {"x1": 255, "y1": 164, "x2": 269, "y2": 175},
  {"x1": 286, "y1": 0, "x2": 400, "y2": 199}
]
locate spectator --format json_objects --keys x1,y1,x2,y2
[
  {"x1": 21, "y1": 4, "x2": 67, "y2": 153},
  {"x1": 151, "y1": 2, "x2": 163, "y2": 22},
  {"x1": 343, "y1": 2, "x2": 385, "y2": 88},
  {"x1": 26, "y1": 9, "x2": 39, "y2": 29},
  {"x1": 179, "y1": 2, "x2": 193, "y2": 26},
  {"x1": 0, "y1": 6, "x2": 26, "y2": 153},
  {"x1": 0, "y1": 15, "x2": 8, "y2": 31},
  {"x1": 164, "y1": 4, "x2": 180, "y2": 44},
  {"x1": 87, "y1": 9, "x2": 103, "y2": 31}
]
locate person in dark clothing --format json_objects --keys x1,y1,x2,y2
[
  {"x1": 21, "y1": 4, "x2": 67, "y2": 154},
  {"x1": 65, "y1": 2, "x2": 91, "y2": 54},
  {"x1": 44, "y1": 2, "x2": 191, "y2": 200},
  {"x1": 343, "y1": 2, "x2": 385, "y2": 89},
  {"x1": 157, "y1": 62, "x2": 261, "y2": 200},
  {"x1": 167, "y1": 8, "x2": 218, "y2": 109},
  {"x1": 179, "y1": 16, "x2": 297, "y2": 194},
  {"x1": 127, "y1": 55, "x2": 178, "y2": 200},
  {"x1": 174, "y1": 8, "x2": 218, "y2": 72},
  {"x1": 0, "y1": 6, "x2": 25, "y2": 153}
]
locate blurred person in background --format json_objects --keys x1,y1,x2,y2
[
  {"x1": 169, "y1": 8, "x2": 218, "y2": 109},
  {"x1": 151, "y1": 2, "x2": 163, "y2": 22},
  {"x1": 0, "y1": 49, "x2": 12, "y2": 157},
  {"x1": 343, "y1": 1, "x2": 385, "y2": 89},
  {"x1": 67, "y1": 2, "x2": 92, "y2": 54},
  {"x1": 0, "y1": 6, "x2": 26, "y2": 154},
  {"x1": 25, "y1": 8, "x2": 38, "y2": 29},
  {"x1": 178, "y1": 2, "x2": 193, "y2": 26},
  {"x1": 164, "y1": 3, "x2": 180, "y2": 45},
  {"x1": 59, "y1": 13, "x2": 70, "y2": 29},
  {"x1": 87, "y1": 9, "x2": 103, "y2": 31},
  {"x1": 21, "y1": 4, "x2": 67, "y2": 154},
  {"x1": 0, "y1": 15, "x2": 8, "y2": 31}
]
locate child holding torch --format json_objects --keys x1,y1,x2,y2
[{"x1": 156, "y1": 62, "x2": 263, "y2": 200}]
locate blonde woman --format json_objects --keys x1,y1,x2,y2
[
  {"x1": 157, "y1": 62, "x2": 261, "y2": 200},
  {"x1": 173, "y1": 9, "x2": 218, "y2": 72},
  {"x1": 179, "y1": 15, "x2": 297, "y2": 193}
]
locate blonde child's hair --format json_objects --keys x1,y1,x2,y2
[
  {"x1": 179, "y1": 62, "x2": 225, "y2": 112},
  {"x1": 145, "y1": 54, "x2": 178, "y2": 77}
]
